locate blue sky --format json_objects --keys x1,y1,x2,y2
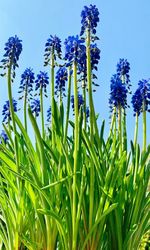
[{"x1": 0, "y1": 0, "x2": 150, "y2": 144}]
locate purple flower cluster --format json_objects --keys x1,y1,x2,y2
[
  {"x1": 90, "y1": 44, "x2": 101, "y2": 71},
  {"x1": 71, "y1": 93, "x2": 89, "y2": 120},
  {"x1": 44, "y1": 35, "x2": 62, "y2": 66},
  {"x1": 2, "y1": 99, "x2": 18, "y2": 123},
  {"x1": 131, "y1": 79, "x2": 150, "y2": 116},
  {"x1": 64, "y1": 35, "x2": 85, "y2": 66},
  {"x1": 30, "y1": 99, "x2": 40, "y2": 117},
  {"x1": 71, "y1": 93, "x2": 84, "y2": 112},
  {"x1": 1, "y1": 35, "x2": 22, "y2": 74},
  {"x1": 116, "y1": 58, "x2": 130, "y2": 87},
  {"x1": 0, "y1": 130, "x2": 8, "y2": 144},
  {"x1": 55, "y1": 67, "x2": 68, "y2": 97},
  {"x1": 109, "y1": 74, "x2": 128, "y2": 111},
  {"x1": 35, "y1": 71, "x2": 49, "y2": 94},
  {"x1": 18, "y1": 68, "x2": 35, "y2": 97},
  {"x1": 47, "y1": 107, "x2": 51, "y2": 123},
  {"x1": 80, "y1": 5, "x2": 100, "y2": 36}
]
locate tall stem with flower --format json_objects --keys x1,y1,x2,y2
[
  {"x1": 44, "y1": 35, "x2": 62, "y2": 144},
  {"x1": 116, "y1": 59, "x2": 130, "y2": 152},
  {"x1": 64, "y1": 67, "x2": 72, "y2": 142},
  {"x1": 18, "y1": 67, "x2": 35, "y2": 132},
  {"x1": 35, "y1": 71, "x2": 49, "y2": 139},
  {"x1": 80, "y1": 6, "x2": 100, "y2": 243},
  {"x1": 1, "y1": 36, "x2": 22, "y2": 171},
  {"x1": 131, "y1": 79, "x2": 150, "y2": 151},
  {"x1": 1, "y1": 35, "x2": 22, "y2": 250}
]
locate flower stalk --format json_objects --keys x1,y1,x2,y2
[
  {"x1": 72, "y1": 61, "x2": 78, "y2": 250},
  {"x1": 7, "y1": 66, "x2": 19, "y2": 169},
  {"x1": 134, "y1": 112, "x2": 138, "y2": 147},
  {"x1": 64, "y1": 67, "x2": 72, "y2": 143},
  {"x1": 40, "y1": 87, "x2": 45, "y2": 138},
  {"x1": 51, "y1": 51, "x2": 55, "y2": 145},
  {"x1": 82, "y1": 81, "x2": 87, "y2": 130},
  {"x1": 86, "y1": 28, "x2": 95, "y2": 245},
  {"x1": 143, "y1": 101, "x2": 146, "y2": 152},
  {"x1": 24, "y1": 87, "x2": 27, "y2": 132},
  {"x1": 118, "y1": 105, "x2": 122, "y2": 155}
]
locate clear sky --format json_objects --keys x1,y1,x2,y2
[{"x1": 0, "y1": 0, "x2": 150, "y2": 145}]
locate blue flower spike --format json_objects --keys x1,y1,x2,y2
[
  {"x1": 30, "y1": 99, "x2": 40, "y2": 117},
  {"x1": 1, "y1": 35, "x2": 22, "y2": 79},
  {"x1": 90, "y1": 44, "x2": 101, "y2": 71},
  {"x1": 109, "y1": 74, "x2": 128, "y2": 112},
  {"x1": 64, "y1": 35, "x2": 86, "y2": 67},
  {"x1": 18, "y1": 68, "x2": 35, "y2": 99},
  {"x1": 47, "y1": 107, "x2": 51, "y2": 123},
  {"x1": 78, "y1": 43, "x2": 100, "y2": 87},
  {"x1": 44, "y1": 35, "x2": 62, "y2": 66},
  {"x1": 2, "y1": 99, "x2": 18, "y2": 123},
  {"x1": 80, "y1": 5, "x2": 100, "y2": 36},
  {"x1": 35, "y1": 71, "x2": 49, "y2": 96},
  {"x1": 131, "y1": 79, "x2": 150, "y2": 116},
  {"x1": 0, "y1": 130, "x2": 9, "y2": 144},
  {"x1": 71, "y1": 93, "x2": 84, "y2": 112},
  {"x1": 116, "y1": 58, "x2": 131, "y2": 88},
  {"x1": 55, "y1": 67, "x2": 68, "y2": 97}
]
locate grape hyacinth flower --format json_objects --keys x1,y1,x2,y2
[
  {"x1": 2, "y1": 99, "x2": 18, "y2": 123},
  {"x1": 138, "y1": 79, "x2": 150, "y2": 111},
  {"x1": 44, "y1": 35, "x2": 62, "y2": 66},
  {"x1": 116, "y1": 58, "x2": 131, "y2": 88},
  {"x1": 55, "y1": 67, "x2": 68, "y2": 97},
  {"x1": 47, "y1": 107, "x2": 51, "y2": 123},
  {"x1": 0, "y1": 130, "x2": 9, "y2": 144},
  {"x1": 90, "y1": 44, "x2": 101, "y2": 71},
  {"x1": 131, "y1": 88, "x2": 143, "y2": 116},
  {"x1": 131, "y1": 79, "x2": 150, "y2": 116},
  {"x1": 80, "y1": 5, "x2": 100, "y2": 36},
  {"x1": 131, "y1": 79, "x2": 150, "y2": 150},
  {"x1": 78, "y1": 43, "x2": 100, "y2": 88},
  {"x1": 30, "y1": 99, "x2": 40, "y2": 117},
  {"x1": 71, "y1": 93, "x2": 84, "y2": 112},
  {"x1": 109, "y1": 74, "x2": 128, "y2": 112},
  {"x1": 64, "y1": 35, "x2": 86, "y2": 66},
  {"x1": 35, "y1": 71, "x2": 49, "y2": 95},
  {"x1": 18, "y1": 68, "x2": 35, "y2": 98},
  {"x1": 0, "y1": 35, "x2": 22, "y2": 78}
]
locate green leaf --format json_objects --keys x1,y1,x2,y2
[
  {"x1": 81, "y1": 203, "x2": 118, "y2": 250},
  {"x1": 37, "y1": 209, "x2": 68, "y2": 250}
]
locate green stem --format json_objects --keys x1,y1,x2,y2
[
  {"x1": 86, "y1": 28, "x2": 94, "y2": 240},
  {"x1": 143, "y1": 102, "x2": 146, "y2": 152},
  {"x1": 51, "y1": 51, "x2": 55, "y2": 145},
  {"x1": 83, "y1": 82, "x2": 87, "y2": 131},
  {"x1": 109, "y1": 107, "x2": 116, "y2": 137},
  {"x1": 118, "y1": 105, "x2": 122, "y2": 155},
  {"x1": 72, "y1": 62, "x2": 78, "y2": 250},
  {"x1": 121, "y1": 75, "x2": 127, "y2": 151},
  {"x1": 7, "y1": 66, "x2": 19, "y2": 250},
  {"x1": 8, "y1": 119, "x2": 11, "y2": 135},
  {"x1": 123, "y1": 109, "x2": 127, "y2": 151},
  {"x1": 134, "y1": 112, "x2": 138, "y2": 147},
  {"x1": 40, "y1": 87, "x2": 45, "y2": 139},
  {"x1": 86, "y1": 29, "x2": 94, "y2": 138},
  {"x1": 115, "y1": 210, "x2": 123, "y2": 250},
  {"x1": 64, "y1": 67, "x2": 71, "y2": 143},
  {"x1": 24, "y1": 88, "x2": 27, "y2": 132},
  {"x1": 7, "y1": 66, "x2": 19, "y2": 170}
]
